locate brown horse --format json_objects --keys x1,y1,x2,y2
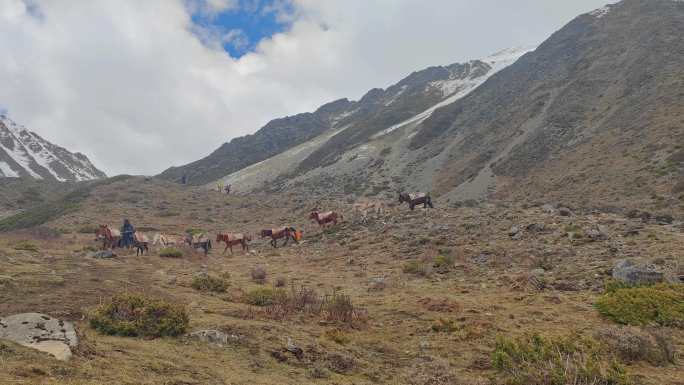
[
  {"x1": 216, "y1": 233, "x2": 251, "y2": 254},
  {"x1": 95, "y1": 225, "x2": 121, "y2": 250},
  {"x1": 399, "y1": 192, "x2": 434, "y2": 210},
  {"x1": 261, "y1": 227, "x2": 297, "y2": 248},
  {"x1": 309, "y1": 211, "x2": 342, "y2": 227}
]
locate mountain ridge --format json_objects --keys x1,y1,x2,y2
[{"x1": 0, "y1": 115, "x2": 106, "y2": 182}]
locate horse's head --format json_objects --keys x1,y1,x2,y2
[
  {"x1": 398, "y1": 193, "x2": 407, "y2": 203},
  {"x1": 245, "y1": 234, "x2": 252, "y2": 242},
  {"x1": 309, "y1": 211, "x2": 319, "y2": 220},
  {"x1": 215, "y1": 233, "x2": 223, "y2": 242}
]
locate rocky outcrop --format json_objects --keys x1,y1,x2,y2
[
  {"x1": 612, "y1": 259, "x2": 664, "y2": 286},
  {"x1": 0, "y1": 313, "x2": 78, "y2": 361}
]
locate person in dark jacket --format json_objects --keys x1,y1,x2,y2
[{"x1": 120, "y1": 219, "x2": 136, "y2": 248}]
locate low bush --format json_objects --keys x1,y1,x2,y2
[
  {"x1": 325, "y1": 291, "x2": 364, "y2": 324},
  {"x1": 89, "y1": 293, "x2": 189, "y2": 337},
  {"x1": 246, "y1": 287, "x2": 281, "y2": 306},
  {"x1": 275, "y1": 276, "x2": 287, "y2": 287},
  {"x1": 191, "y1": 275, "x2": 229, "y2": 293},
  {"x1": 158, "y1": 247, "x2": 183, "y2": 258},
  {"x1": 433, "y1": 254, "x2": 454, "y2": 272},
  {"x1": 324, "y1": 329, "x2": 351, "y2": 345},
  {"x1": 403, "y1": 260, "x2": 431, "y2": 276},
  {"x1": 594, "y1": 284, "x2": 684, "y2": 327},
  {"x1": 13, "y1": 240, "x2": 39, "y2": 252},
  {"x1": 251, "y1": 266, "x2": 267, "y2": 284},
  {"x1": 492, "y1": 333, "x2": 632, "y2": 385},
  {"x1": 596, "y1": 326, "x2": 676, "y2": 366}
]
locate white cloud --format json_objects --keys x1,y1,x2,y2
[{"x1": 0, "y1": 0, "x2": 609, "y2": 176}]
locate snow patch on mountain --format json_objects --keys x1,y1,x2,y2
[
  {"x1": 374, "y1": 47, "x2": 534, "y2": 139},
  {"x1": 590, "y1": 5, "x2": 613, "y2": 18},
  {"x1": 0, "y1": 115, "x2": 105, "y2": 181}
]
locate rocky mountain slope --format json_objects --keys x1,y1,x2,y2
[
  {"x1": 0, "y1": 115, "x2": 106, "y2": 181},
  {"x1": 158, "y1": 47, "x2": 532, "y2": 185},
  {"x1": 213, "y1": 0, "x2": 684, "y2": 218}
]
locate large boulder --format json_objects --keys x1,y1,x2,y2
[
  {"x1": 612, "y1": 259, "x2": 664, "y2": 286},
  {"x1": 0, "y1": 313, "x2": 78, "y2": 361}
]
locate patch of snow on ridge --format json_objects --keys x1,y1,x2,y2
[
  {"x1": 0, "y1": 161, "x2": 19, "y2": 177},
  {"x1": 590, "y1": 5, "x2": 612, "y2": 18},
  {"x1": 373, "y1": 46, "x2": 534, "y2": 139}
]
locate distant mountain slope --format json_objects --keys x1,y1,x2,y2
[
  {"x1": 157, "y1": 47, "x2": 531, "y2": 185},
  {"x1": 214, "y1": 0, "x2": 684, "y2": 216},
  {"x1": 0, "y1": 115, "x2": 106, "y2": 181}
]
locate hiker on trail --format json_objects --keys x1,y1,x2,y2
[
  {"x1": 181, "y1": 174, "x2": 187, "y2": 185},
  {"x1": 217, "y1": 181, "x2": 224, "y2": 193},
  {"x1": 120, "y1": 219, "x2": 136, "y2": 249},
  {"x1": 225, "y1": 184, "x2": 231, "y2": 195}
]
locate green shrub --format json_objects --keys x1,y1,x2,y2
[
  {"x1": 185, "y1": 228, "x2": 205, "y2": 236},
  {"x1": 89, "y1": 293, "x2": 189, "y2": 337},
  {"x1": 246, "y1": 287, "x2": 281, "y2": 306},
  {"x1": 492, "y1": 334, "x2": 631, "y2": 385},
  {"x1": 13, "y1": 240, "x2": 39, "y2": 252},
  {"x1": 433, "y1": 255, "x2": 454, "y2": 271},
  {"x1": 191, "y1": 275, "x2": 228, "y2": 293},
  {"x1": 324, "y1": 328, "x2": 351, "y2": 345},
  {"x1": 159, "y1": 247, "x2": 183, "y2": 258},
  {"x1": 595, "y1": 284, "x2": 684, "y2": 327},
  {"x1": 403, "y1": 260, "x2": 431, "y2": 276}
]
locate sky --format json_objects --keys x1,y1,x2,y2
[{"x1": 0, "y1": 0, "x2": 612, "y2": 176}]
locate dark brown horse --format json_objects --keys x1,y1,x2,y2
[
  {"x1": 95, "y1": 225, "x2": 121, "y2": 250},
  {"x1": 309, "y1": 211, "x2": 342, "y2": 227},
  {"x1": 261, "y1": 227, "x2": 297, "y2": 248},
  {"x1": 399, "y1": 192, "x2": 434, "y2": 210},
  {"x1": 216, "y1": 233, "x2": 251, "y2": 254}
]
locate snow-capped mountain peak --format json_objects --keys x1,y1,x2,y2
[{"x1": 0, "y1": 114, "x2": 106, "y2": 181}]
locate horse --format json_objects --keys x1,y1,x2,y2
[
  {"x1": 399, "y1": 192, "x2": 434, "y2": 210},
  {"x1": 353, "y1": 200, "x2": 388, "y2": 219},
  {"x1": 132, "y1": 233, "x2": 150, "y2": 256},
  {"x1": 95, "y1": 225, "x2": 121, "y2": 250},
  {"x1": 183, "y1": 233, "x2": 212, "y2": 255},
  {"x1": 261, "y1": 227, "x2": 297, "y2": 248},
  {"x1": 216, "y1": 233, "x2": 251, "y2": 254},
  {"x1": 309, "y1": 210, "x2": 342, "y2": 227},
  {"x1": 152, "y1": 233, "x2": 176, "y2": 247}
]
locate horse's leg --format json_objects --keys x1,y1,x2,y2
[
  {"x1": 410, "y1": 203, "x2": 415, "y2": 211},
  {"x1": 223, "y1": 243, "x2": 228, "y2": 254}
]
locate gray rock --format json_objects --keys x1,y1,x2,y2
[
  {"x1": 558, "y1": 207, "x2": 573, "y2": 217},
  {"x1": 612, "y1": 259, "x2": 664, "y2": 286},
  {"x1": 526, "y1": 223, "x2": 545, "y2": 233},
  {"x1": 655, "y1": 215, "x2": 674, "y2": 225},
  {"x1": 0, "y1": 313, "x2": 78, "y2": 361},
  {"x1": 88, "y1": 250, "x2": 115, "y2": 259},
  {"x1": 508, "y1": 226, "x2": 520, "y2": 237},
  {"x1": 541, "y1": 204, "x2": 557, "y2": 214},
  {"x1": 531, "y1": 268, "x2": 546, "y2": 277},
  {"x1": 585, "y1": 226, "x2": 608, "y2": 241},
  {"x1": 187, "y1": 330, "x2": 238, "y2": 346}
]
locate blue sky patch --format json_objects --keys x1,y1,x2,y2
[{"x1": 190, "y1": 0, "x2": 294, "y2": 58}]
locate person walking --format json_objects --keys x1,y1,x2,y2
[{"x1": 120, "y1": 219, "x2": 136, "y2": 249}]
